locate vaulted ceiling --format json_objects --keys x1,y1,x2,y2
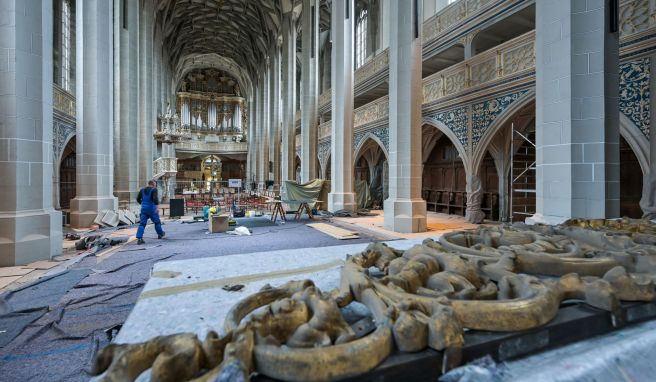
[
  {"x1": 155, "y1": 0, "x2": 284, "y2": 92},
  {"x1": 155, "y1": 0, "x2": 332, "y2": 97}
]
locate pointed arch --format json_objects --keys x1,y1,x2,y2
[
  {"x1": 421, "y1": 117, "x2": 471, "y2": 173},
  {"x1": 353, "y1": 132, "x2": 389, "y2": 166},
  {"x1": 471, "y1": 89, "x2": 535, "y2": 173},
  {"x1": 620, "y1": 113, "x2": 649, "y2": 175}
]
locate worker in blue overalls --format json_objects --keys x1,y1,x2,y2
[{"x1": 136, "y1": 179, "x2": 165, "y2": 245}]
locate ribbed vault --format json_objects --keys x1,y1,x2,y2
[{"x1": 155, "y1": 0, "x2": 283, "y2": 85}]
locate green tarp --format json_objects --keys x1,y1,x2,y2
[
  {"x1": 282, "y1": 179, "x2": 327, "y2": 210},
  {"x1": 355, "y1": 179, "x2": 372, "y2": 209}
]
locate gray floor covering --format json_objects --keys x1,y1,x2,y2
[{"x1": 0, "y1": 217, "x2": 378, "y2": 382}]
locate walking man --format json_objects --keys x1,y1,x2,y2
[{"x1": 136, "y1": 180, "x2": 165, "y2": 244}]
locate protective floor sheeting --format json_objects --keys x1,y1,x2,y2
[{"x1": 0, "y1": 219, "x2": 380, "y2": 381}]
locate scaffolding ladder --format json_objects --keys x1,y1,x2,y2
[{"x1": 510, "y1": 123, "x2": 536, "y2": 222}]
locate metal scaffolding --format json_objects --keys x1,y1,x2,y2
[{"x1": 510, "y1": 123, "x2": 536, "y2": 222}]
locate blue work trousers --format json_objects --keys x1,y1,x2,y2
[{"x1": 136, "y1": 207, "x2": 164, "y2": 239}]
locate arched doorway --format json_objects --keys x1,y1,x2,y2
[
  {"x1": 59, "y1": 137, "x2": 76, "y2": 209},
  {"x1": 354, "y1": 137, "x2": 388, "y2": 209},
  {"x1": 620, "y1": 136, "x2": 643, "y2": 218},
  {"x1": 422, "y1": 134, "x2": 467, "y2": 216}
]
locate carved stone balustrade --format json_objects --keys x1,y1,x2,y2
[
  {"x1": 423, "y1": 0, "x2": 497, "y2": 44},
  {"x1": 354, "y1": 95, "x2": 389, "y2": 128},
  {"x1": 423, "y1": 30, "x2": 535, "y2": 105},
  {"x1": 53, "y1": 84, "x2": 76, "y2": 120},
  {"x1": 354, "y1": 48, "x2": 389, "y2": 88}
]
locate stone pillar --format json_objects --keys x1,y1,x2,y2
[
  {"x1": 257, "y1": 75, "x2": 267, "y2": 188},
  {"x1": 114, "y1": 0, "x2": 139, "y2": 209},
  {"x1": 0, "y1": 0, "x2": 62, "y2": 265},
  {"x1": 70, "y1": 0, "x2": 118, "y2": 228},
  {"x1": 328, "y1": 0, "x2": 356, "y2": 213},
  {"x1": 246, "y1": 96, "x2": 255, "y2": 189},
  {"x1": 281, "y1": 12, "x2": 297, "y2": 184},
  {"x1": 383, "y1": 0, "x2": 427, "y2": 233},
  {"x1": 529, "y1": 0, "x2": 619, "y2": 224},
  {"x1": 300, "y1": 0, "x2": 319, "y2": 182},
  {"x1": 138, "y1": 2, "x2": 153, "y2": 186},
  {"x1": 640, "y1": 56, "x2": 656, "y2": 219},
  {"x1": 269, "y1": 48, "x2": 281, "y2": 189}
]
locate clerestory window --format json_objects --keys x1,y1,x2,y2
[
  {"x1": 355, "y1": 8, "x2": 367, "y2": 68},
  {"x1": 61, "y1": 0, "x2": 72, "y2": 91}
]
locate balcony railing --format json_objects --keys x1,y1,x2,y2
[
  {"x1": 318, "y1": 120, "x2": 331, "y2": 140},
  {"x1": 619, "y1": 0, "x2": 656, "y2": 40},
  {"x1": 354, "y1": 48, "x2": 389, "y2": 87},
  {"x1": 53, "y1": 84, "x2": 75, "y2": 118},
  {"x1": 423, "y1": 30, "x2": 535, "y2": 104},
  {"x1": 354, "y1": 95, "x2": 389, "y2": 128},
  {"x1": 423, "y1": 0, "x2": 497, "y2": 43},
  {"x1": 176, "y1": 140, "x2": 248, "y2": 153},
  {"x1": 153, "y1": 157, "x2": 177, "y2": 179}
]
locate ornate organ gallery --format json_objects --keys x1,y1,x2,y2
[{"x1": 176, "y1": 69, "x2": 247, "y2": 139}]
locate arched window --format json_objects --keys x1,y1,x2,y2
[
  {"x1": 356, "y1": 8, "x2": 368, "y2": 68},
  {"x1": 61, "y1": 0, "x2": 72, "y2": 91}
]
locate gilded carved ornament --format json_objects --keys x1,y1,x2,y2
[{"x1": 92, "y1": 218, "x2": 656, "y2": 381}]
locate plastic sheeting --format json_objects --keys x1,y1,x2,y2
[
  {"x1": 355, "y1": 180, "x2": 372, "y2": 209},
  {"x1": 440, "y1": 319, "x2": 656, "y2": 382},
  {"x1": 281, "y1": 179, "x2": 326, "y2": 210}
]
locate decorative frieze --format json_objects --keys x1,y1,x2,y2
[
  {"x1": 426, "y1": 106, "x2": 469, "y2": 148},
  {"x1": 502, "y1": 41, "x2": 535, "y2": 76},
  {"x1": 318, "y1": 141, "x2": 331, "y2": 169},
  {"x1": 620, "y1": 58, "x2": 651, "y2": 138},
  {"x1": 470, "y1": 57, "x2": 497, "y2": 87},
  {"x1": 619, "y1": 0, "x2": 656, "y2": 38},
  {"x1": 53, "y1": 118, "x2": 75, "y2": 162},
  {"x1": 353, "y1": 127, "x2": 390, "y2": 153},
  {"x1": 53, "y1": 84, "x2": 76, "y2": 118},
  {"x1": 471, "y1": 90, "x2": 529, "y2": 149},
  {"x1": 354, "y1": 96, "x2": 389, "y2": 127}
]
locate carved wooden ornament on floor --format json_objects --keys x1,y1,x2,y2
[{"x1": 92, "y1": 219, "x2": 656, "y2": 382}]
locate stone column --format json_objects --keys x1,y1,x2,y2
[
  {"x1": 257, "y1": 73, "x2": 269, "y2": 189},
  {"x1": 300, "y1": 0, "x2": 319, "y2": 182},
  {"x1": 281, "y1": 12, "x2": 297, "y2": 185},
  {"x1": 383, "y1": 0, "x2": 427, "y2": 233},
  {"x1": 246, "y1": 96, "x2": 255, "y2": 189},
  {"x1": 269, "y1": 47, "x2": 281, "y2": 189},
  {"x1": 114, "y1": 0, "x2": 139, "y2": 209},
  {"x1": 70, "y1": 0, "x2": 118, "y2": 228},
  {"x1": 0, "y1": 0, "x2": 62, "y2": 265},
  {"x1": 529, "y1": 0, "x2": 619, "y2": 224},
  {"x1": 640, "y1": 56, "x2": 656, "y2": 218},
  {"x1": 138, "y1": 2, "x2": 154, "y2": 186},
  {"x1": 328, "y1": 0, "x2": 356, "y2": 213}
]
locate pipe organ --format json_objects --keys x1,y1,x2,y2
[
  {"x1": 175, "y1": 69, "x2": 247, "y2": 135},
  {"x1": 177, "y1": 93, "x2": 245, "y2": 133}
]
